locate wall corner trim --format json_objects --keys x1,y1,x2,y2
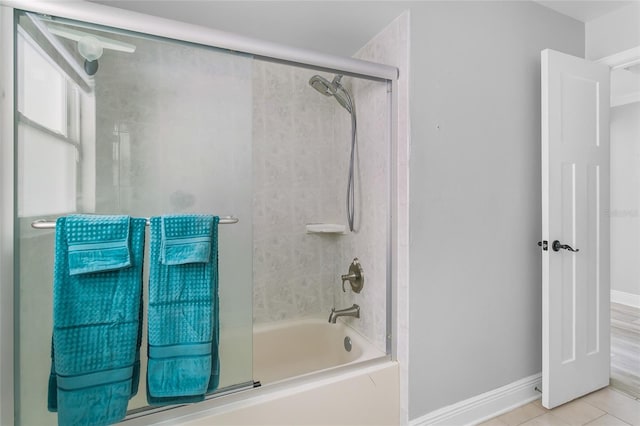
[{"x1": 409, "y1": 373, "x2": 542, "y2": 426}]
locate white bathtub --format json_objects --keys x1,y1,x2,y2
[
  {"x1": 126, "y1": 317, "x2": 396, "y2": 425},
  {"x1": 253, "y1": 317, "x2": 386, "y2": 384}
]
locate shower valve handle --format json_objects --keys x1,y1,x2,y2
[
  {"x1": 340, "y1": 258, "x2": 364, "y2": 293},
  {"x1": 341, "y1": 273, "x2": 358, "y2": 292}
]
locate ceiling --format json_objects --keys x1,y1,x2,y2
[
  {"x1": 90, "y1": 1, "x2": 639, "y2": 57},
  {"x1": 90, "y1": 1, "x2": 409, "y2": 57},
  {"x1": 532, "y1": 1, "x2": 636, "y2": 22}
]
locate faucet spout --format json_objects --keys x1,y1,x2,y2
[{"x1": 328, "y1": 304, "x2": 360, "y2": 323}]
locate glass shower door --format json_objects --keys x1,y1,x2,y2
[{"x1": 15, "y1": 12, "x2": 253, "y2": 425}]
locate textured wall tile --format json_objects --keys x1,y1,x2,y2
[
  {"x1": 253, "y1": 64, "x2": 340, "y2": 322},
  {"x1": 252, "y1": 24, "x2": 405, "y2": 362}
]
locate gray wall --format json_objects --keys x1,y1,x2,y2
[
  {"x1": 406, "y1": 2, "x2": 583, "y2": 416},
  {"x1": 93, "y1": 0, "x2": 585, "y2": 420},
  {"x1": 586, "y1": 2, "x2": 640, "y2": 60}
]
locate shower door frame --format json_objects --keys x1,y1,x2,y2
[
  {"x1": 0, "y1": 1, "x2": 400, "y2": 424},
  {"x1": 0, "y1": 5, "x2": 16, "y2": 426}
]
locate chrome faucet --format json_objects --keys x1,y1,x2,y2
[{"x1": 328, "y1": 304, "x2": 360, "y2": 324}]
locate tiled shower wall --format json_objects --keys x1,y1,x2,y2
[
  {"x1": 252, "y1": 61, "x2": 340, "y2": 322},
  {"x1": 252, "y1": 18, "x2": 405, "y2": 355},
  {"x1": 252, "y1": 54, "x2": 393, "y2": 356},
  {"x1": 333, "y1": 70, "x2": 390, "y2": 354}
]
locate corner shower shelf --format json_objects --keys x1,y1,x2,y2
[{"x1": 305, "y1": 223, "x2": 347, "y2": 234}]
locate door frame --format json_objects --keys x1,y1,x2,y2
[
  {"x1": 600, "y1": 45, "x2": 640, "y2": 399},
  {"x1": 596, "y1": 46, "x2": 640, "y2": 70},
  {"x1": 597, "y1": 46, "x2": 640, "y2": 107},
  {"x1": 597, "y1": 45, "x2": 640, "y2": 304}
]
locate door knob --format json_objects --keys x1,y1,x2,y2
[{"x1": 552, "y1": 240, "x2": 579, "y2": 252}]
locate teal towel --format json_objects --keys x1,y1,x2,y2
[
  {"x1": 147, "y1": 215, "x2": 220, "y2": 406},
  {"x1": 66, "y1": 215, "x2": 131, "y2": 275},
  {"x1": 48, "y1": 215, "x2": 145, "y2": 426},
  {"x1": 160, "y1": 215, "x2": 212, "y2": 265}
]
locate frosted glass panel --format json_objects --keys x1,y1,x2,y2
[
  {"x1": 17, "y1": 124, "x2": 77, "y2": 216},
  {"x1": 15, "y1": 13, "x2": 253, "y2": 426},
  {"x1": 17, "y1": 33, "x2": 66, "y2": 135},
  {"x1": 93, "y1": 33, "x2": 254, "y2": 406}
]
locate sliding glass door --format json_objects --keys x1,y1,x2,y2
[{"x1": 14, "y1": 11, "x2": 253, "y2": 424}]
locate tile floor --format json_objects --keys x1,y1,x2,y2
[
  {"x1": 611, "y1": 303, "x2": 640, "y2": 399},
  {"x1": 480, "y1": 387, "x2": 640, "y2": 426}
]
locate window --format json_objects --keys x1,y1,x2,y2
[{"x1": 17, "y1": 29, "x2": 80, "y2": 217}]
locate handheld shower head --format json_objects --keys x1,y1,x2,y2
[
  {"x1": 308, "y1": 73, "x2": 358, "y2": 232},
  {"x1": 332, "y1": 86, "x2": 353, "y2": 114},
  {"x1": 309, "y1": 75, "x2": 334, "y2": 96},
  {"x1": 308, "y1": 74, "x2": 353, "y2": 113}
]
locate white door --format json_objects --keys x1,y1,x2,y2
[{"x1": 541, "y1": 49, "x2": 610, "y2": 409}]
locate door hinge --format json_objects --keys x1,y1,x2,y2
[{"x1": 537, "y1": 240, "x2": 548, "y2": 251}]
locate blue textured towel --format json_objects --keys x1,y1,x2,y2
[
  {"x1": 147, "y1": 215, "x2": 220, "y2": 406},
  {"x1": 160, "y1": 215, "x2": 212, "y2": 265},
  {"x1": 66, "y1": 215, "x2": 131, "y2": 275},
  {"x1": 48, "y1": 215, "x2": 145, "y2": 426}
]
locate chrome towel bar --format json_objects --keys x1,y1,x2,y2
[{"x1": 31, "y1": 216, "x2": 239, "y2": 229}]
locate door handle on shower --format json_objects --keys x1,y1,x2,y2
[{"x1": 552, "y1": 240, "x2": 579, "y2": 252}]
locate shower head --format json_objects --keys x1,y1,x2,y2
[
  {"x1": 309, "y1": 75, "x2": 335, "y2": 96},
  {"x1": 308, "y1": 74, "x2": 353, "y2": 114},
  {"x1": 333, "y1": 87, "x2": 353, "y2": 114}
]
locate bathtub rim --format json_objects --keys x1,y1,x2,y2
[{"x1": 121, "y1": 357, "x2": 395, "y2": 425}]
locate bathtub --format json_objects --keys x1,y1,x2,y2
[
  {"x1": 125, "y1": 318, "x2": 396, "y2": 425},
  {"x1": 253, "y1": 317, "x2": 386, "y2": 384}
]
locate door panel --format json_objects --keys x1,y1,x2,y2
[{"x1": 541, "y1": 49, "x2": 610, "y2": 409}]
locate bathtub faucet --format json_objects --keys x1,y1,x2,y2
[{"x1": 328, "y1": 304, "x2": 360, "y2": 324}]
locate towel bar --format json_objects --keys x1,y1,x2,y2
[{"x1": 31, "y1": 216, "x2": 239, "y2": 229}]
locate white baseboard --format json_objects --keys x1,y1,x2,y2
[
  {"x1": 409, "y1": 373, "x2": 541, "y2": 426},
  {"x1": 611, "y1": 290, "x2": 640, "y2": 309}
]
